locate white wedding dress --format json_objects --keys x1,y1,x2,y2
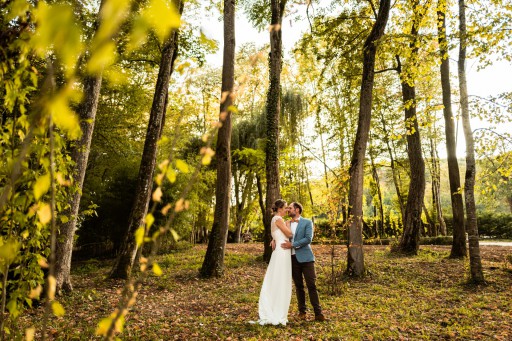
[{"x1": 257, "y1": 215, "x2": 292, "y2": 325}]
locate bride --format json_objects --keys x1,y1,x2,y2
[{"x1": 257, "y1": 199, "x2": 293, "y2": 325}]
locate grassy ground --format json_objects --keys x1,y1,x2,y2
[{"x1": 17, "y1": 244, "x2": 512, "y2": 340}]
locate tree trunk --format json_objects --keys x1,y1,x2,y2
[
  {"x1": 54, "y1": 75, "x2": 102, "y2": 293},
  {"x1": 110, "y1": 2, "x2": 183, "y2": 279},
  {"x1": 263, "y1": 0, "x2": 285, "y2": 263},
  {"x1": 430, "y1": 135, "x2": 447, "y2": 235},
  {"x1": 199, "y1": 0, "x2": 235, "y2": 278},
  {"x1": 53, "y1": 1, "x2": 110, "y2": 294},
  {"x1": 369, "y1": 140, "x2": 384, "y2": 238},
  {"x1": 379, "y1": 112, "x2": 406, "y2": 224},
  {"x1": 437, "y1": 0, "x2": 466, "y2": 258},
  {"x1": 396, "y1": 8, "x2": 426, "y2": 254},
  {"x1": 346, "y1": 0, "x2": 390, "y2": 277},
  {"x1": 234, "y1": 173, "x2": 254, "y2": 243},
  {"x1": 458, "y1": 0, "x2": 484, "y2": 282}
]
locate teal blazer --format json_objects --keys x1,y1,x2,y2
[{"x1": 292, "y1": 217, "x2": 315, "y2": 263}]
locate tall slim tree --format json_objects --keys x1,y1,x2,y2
[
  {"x1": 437, "y1": 0, "x2": 466, "y2": 258},
  {"x1": 263, "y1": 0, "x2": 286, "y2": 262},
  {"x1": 110, "y1": 0, "x2": 183, "y2": 279},
  {"x1": 54, "y1": 1, "x2": 110, "y2": 293},
  {"x1": 396, "y1": 0, "x2": 427, "y2": 254},
  {"x1": 200, "y1": 0, "x2": 236, "y2": 277},
  {"x1": 346, "y1": 0, "x2": 391, "y2": 277},
  {"x1": 458, "y1": 0, "x2": 484, "y2": 282}
]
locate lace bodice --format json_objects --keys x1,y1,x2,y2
[{"x1": 271, "y1": 215, "x2": 288, "y2": 242}]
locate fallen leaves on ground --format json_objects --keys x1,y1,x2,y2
[{"x1": 17, "y1": 244, "x2": 512, "y2": 340}]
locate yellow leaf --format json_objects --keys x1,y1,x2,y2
[
  {"x1": 227, "y1": 105, "x2": 238, "y2": 114},
  {"x1": 7, "y1": 0, "x2": 30, "y2": 21},
  {"x1": 161, "y1": 203, "x2": 171, "y2": 215},
  {"x1": 52, "y1": 301, "x2": 65, "y2": 317},
  {"x1": 158, "y1": 159, "x2": 170, "y2": 171},
  {"x1": 31, "y1": 3, "x2": 83, "y2": 77},
  {"x1": 175, "y1": 159, "x2": 189, "y2": 173},
  {"x1": 174, "y1": 198, "x2": 185, "y2": 212},
  {"x1": 25, "y1": 328, "x2": 35, "y2": 341},
  {"x1": 166, "y1": 168, "x2": 176, "y2": 183},
  {"x1": 152, "y1": 187, "x2": 163, "y2": 202},
  {"x1": 38, "y1": 257, "x2": 49, "y2": 268},
  {"x1": 152, "y1": 262, "x2": 163, "y2": 276},
  {"x1": 37, "y1": 203, "x2": 52, "y2": 225},
  {"x1": 135, "y1": 226, "x2": 145, "y2": 247},
  {"x1": 145, "y1": 213, "x2": 155, "y2": 228},
  {"x1": 96, "y1": 317, "x2": 112, "y2": 336},
  {"x1": 95, "y1": 0, "x2": 130, "y2": 44},
  {"x1": 33, "y1": 174, "x2": 50, "y2": 200},
  {"x1": 170, "y1": 228, "x2": 180, "y2": 241},
  {"x1": 87, "y1": 41, "x2": 117, "y2": 74},
  {"x1": 141, "y1": 0, "x2": 181, "y2": 42},
  {"x1": 47, "y1": 275, "x2": 56, "y2": 300},
  {"x1": 29, "y1": 285, "x2": 43, "y2": 299},
  {"x1": 48, "y1": 96, "x2": 81, "y2": 140}
]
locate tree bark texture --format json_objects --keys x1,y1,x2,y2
[
  {"x1": 54, "y1": 74, "x2": 102, "y2": 294},
  {"x1": 396, "y1": 7, "x2": 426, "y2": 254},
  {"x1": 110, "y1": 2, "x2": 183, "y2": 279},
  {"x1": 458, "y1": 0, "x2": 484, "y2": 282},
  {"x1": 263, "y1": 0, "x2": 286, "y2": 263},
  {"x1": 437, "y1": 0, "x2": 466, "y2": 258},
  {"x1": 199, "y1": 0, "x2": 235, "y2": 278},
  {"x1": 346, "y1": 0, "x2": 391, "y2": 277}
]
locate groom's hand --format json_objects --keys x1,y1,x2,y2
[
  {"x1": 281, "y1": 241, "x2": 292, "y2": 249},
  {"x1": 270, "y1": 239, "x2": 276, "y2": 250}
]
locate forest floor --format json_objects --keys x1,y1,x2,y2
[{"x1": 17, "y1": 243, "x2": 512, "y2": 340}]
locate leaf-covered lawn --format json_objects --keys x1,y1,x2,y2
[{"x1": 18, "y1": 244, "x2": 512, "y2": 340}]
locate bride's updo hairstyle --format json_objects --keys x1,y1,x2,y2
[{"x1": 271, "y1": 199, "x2": 287, "y2": 214}]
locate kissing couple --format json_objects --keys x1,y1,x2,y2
[{"x1": 257, "y1": 199, "x2": 326, "y2": 325}]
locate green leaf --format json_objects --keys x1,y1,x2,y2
[
  {"x1": 200, "y1": 30, "x2": 219, "y2": 51},
  {"x1": 0, "y1": 240, "x2": 20, "y2": 265},
  {"x1": 6, "y1": 300, "x2": 19, "y2": 318},
  {"x1": 51, "y1": 301, "x2": 65, "y2": 317}
]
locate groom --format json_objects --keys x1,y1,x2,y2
[{"x1": 281, "y1": 202, "x2": 325, "y2": 322}]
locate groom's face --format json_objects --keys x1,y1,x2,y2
[{"x1": 288, "y1": 204, "x2": 298, "y2": 218}]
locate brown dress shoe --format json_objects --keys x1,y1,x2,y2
[
  {"x1": 298, "y1": 312, "x2": 307, "y2": 320},
  {"x1": 314, "y1": 314, "x2": 326, "y2": 322}
]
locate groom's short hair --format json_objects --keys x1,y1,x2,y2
[{"x1": 292, "y1": 202, "x2": 303, "y2": 214}]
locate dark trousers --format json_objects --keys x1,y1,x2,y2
[{"x1": 291, "y1": 255, "x2": 322, "y2": 316}]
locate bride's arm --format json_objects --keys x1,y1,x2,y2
[{"x1": 275, "y1": 217, "x2": 292, "y2": 238}]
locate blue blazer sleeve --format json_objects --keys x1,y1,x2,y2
[{"x1": 292, "y1": 219, "x2": 313, "y2": 249}]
